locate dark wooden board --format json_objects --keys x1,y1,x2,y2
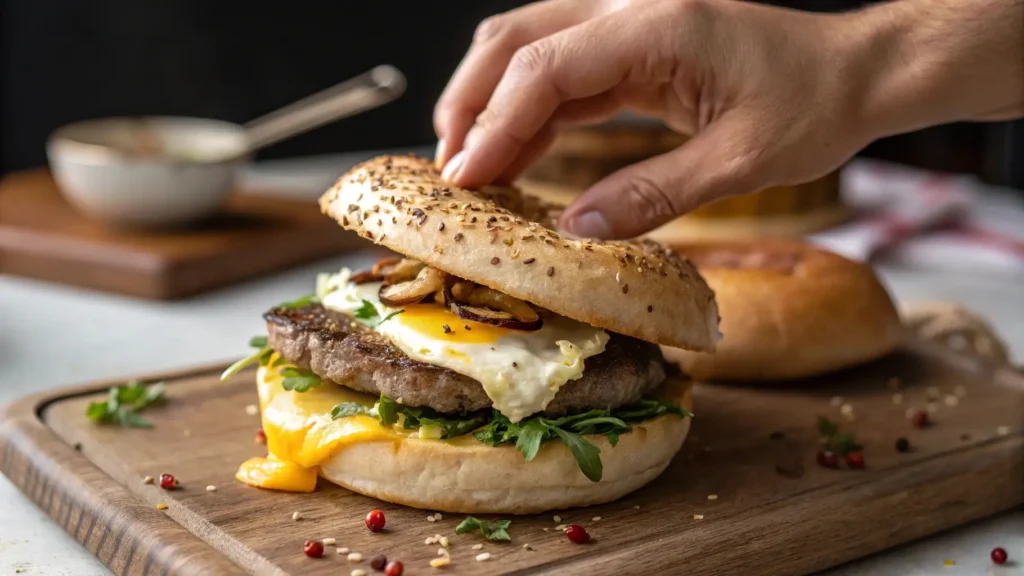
[
  {"x1": 0, "y1": 169, "x2": 363, "y2": 299},
  {"x1": 1, "y1": 340, "x2": 1021, "y2": 576}
]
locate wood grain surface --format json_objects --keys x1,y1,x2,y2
[
  {"x1": 0, "y1": 169, "x2": 363, "y2": 299},
  {"x1": 1, "y1": 340, "x2": 1021, "y2": 576}
]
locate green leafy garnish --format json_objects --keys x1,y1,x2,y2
[
  {"x1": 353, "y1": 299, "x2": 379, "y2": 320},
  {"x1": 85, "y1": 381, "x2": 166, "y2": 428},
  {"x1": 370, "y1": 396, "x2": 488, "y2": 439},
  {"x1": 817, "y1": 416, "x2": 863, "y2": 456},
  {"x1": 279, "y1": 293, "x2": 319, "y2": 309},
  {"x1": 279, "y1": 367, "x2": 322, "y2": 392},
  {"x1": 376, "y1": 309, "x2": 405, "y2": 325},
  {"x1": 331, "y1": 402, "x2": 368, "y2": 419},
  {"x1": 455, "y1": 517, "x2": 512, "y2": 541},
  {"x1": 220, "y1": 335, "x2": 273, "y2": 382}
]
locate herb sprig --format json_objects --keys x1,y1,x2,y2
[
  {"x1": 354, "y1": 299, "x2": 404, "y2": 327},
  {"x1": 220, "y1": 335, "x2": 273, "y2": 382},
  {"x1": 331, "y1": 396, "x2": 690, "y2": 482},
  {"x1": 455, "y1": 516, "x2": 512, "y2": 541},
  {"x1": 817, "y1": 416, "x2": 863, "y2": 456},
  {"x1": 85, "y1": 380, "x2": 166, "y2": 428}
]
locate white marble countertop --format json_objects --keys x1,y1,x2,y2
[{"x1": 1, "y1": 150, "x2": 1021, "y2": 575}]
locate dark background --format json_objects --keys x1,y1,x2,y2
[{"x1": 2, "y1": 0, "x2": 1021, "y2": 190}]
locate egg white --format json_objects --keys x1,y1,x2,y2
[{"x1": 318, "y1": 268, "x2": 609, "y2": 422}]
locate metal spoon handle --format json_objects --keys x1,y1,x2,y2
[{"x1": 243, "y1": 64, "x2": 406, "y2": 151}]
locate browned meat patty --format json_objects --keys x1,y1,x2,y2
[{"x1": 264, "y1": 303, "x2": 667, "y2": 415}]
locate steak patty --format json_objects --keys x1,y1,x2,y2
[{"x1": 264, "y1": 303, "x2": 667, "y2": 415}]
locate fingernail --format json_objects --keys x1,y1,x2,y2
[
  {"x1": 564, "y1": 211, "x2": 612, "y2": 239},
  {"x1": 434, "y1": 139, "x2": 446, "y2": 169},
  {"x1": 441, "y1": 150, "x2": 465, "y2": 182}
]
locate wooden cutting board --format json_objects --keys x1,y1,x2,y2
[
  {"x1": 0, "y1": 169, "x2": 363, "y2": 299},
  {"x1": 1, "y1": 340, "x2": 1021, "y2": 576}
]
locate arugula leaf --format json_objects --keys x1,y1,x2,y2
[
  {"x1": 353, "y1": 300, "x2": 379, "y2": 320},
  {"x1": 514, "y1": 419, "x2": 546, "y2": 461},
  {"x1": 569, "y1": 416, "x2": 629, "y2": 432},
  {"x1": 552, "y1": 427, "x2": 602, "y2": 482},
  {"x1": 85, "y1": 380, "x2": 166, "y2": 428},
  {"x1": 279, "y1": 293, "x2": 319, "y2": 309},
  {"x1": 375, "y1": 309, "x2": 405, "y2": 326},
  {"x1": 279, "y1": 367, "x2": 322, "y2": 392},
  {"x1": 377, "y1": 396, "x2": 400, "y2": 427},
  {"x1": 607, "y1": 431, "x2": 620, "y2": 447},
  {"x1": 331, "y1": 402, "x2": 368, "y2": 419},
  {"x1": 455, "y1": 516, "x2": 512, "y2": 541},
  {"x1": 221, "y1": 336, "x2": 273, "y2": 382}
]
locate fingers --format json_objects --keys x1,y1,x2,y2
[
  {"x1": 557, "y1": 113, "x2": 768, "y2": 239},
  {"x1": 433, "y1": 0, "x2": 593, "y2": 168},
  {"x1": 445, "y1": 6, "x2": 677, "y2": 189}
]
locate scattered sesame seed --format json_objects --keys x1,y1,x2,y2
[
  {"x1": 524, "y1": 257, "x2": 536, "y2": 264},
  {"x1": 997, "y1": 426, "x2": 1010, "y2": 436},
  {"x1": 693, "y1": 514, "x2": 704, "y2": 520},
  {"x1": 464, "y1": 325, "x2": 471, "y2": 331},
  {"x1": 348, "y1": 552, "x2": 363, "y2": 562},
  {"x1": 647, "y1": 305, "x2": 653, "y2": 313},
  {"x1": 292, "y1": 511, "x2": 303, "y2": 521},
  {"x1": 472, "y1": 544, "x2": 483, "y2": 551},
  {"x1": 476, "y1": 553, "x2": 491, "y2": 562},
  {"x1": 245, "y1": 404, "x2": 259, "y2": 416},
  {"x1": 143, "y1": 476, "x2": 154, "y2": 485},
  {"x1": 491, "y1": 257, "x2": 500, "y2": 265},
  {"x1": 592, "y1": 516, "x2": 601, "y2": 522},
  {"x1": 322, "y1": 538, "x2": 336, "y2": 546},
  {"x1": 553, "y1": 515, "x2": 561, "y2": 522},
  {"x1": 338, "y1": 547, "x2": 350, "y2": 554},
  {"x1": 205, "y1": 485, "x2": 216, "y2": 492},
  {"x1": 427, "y1": 516, "x2": 436, "y2": 523},
  {"x1": 554, "y1": 524, "x2": 568, "y2": 531},
  {"x1": 352, "y1": 570, "x2": 367, "y2": 576},
  {"x1": 542, "y1": 528, "x2": 549, "y2": 532},
  {"x1": 440, "y1": 536, "x2": 450, "y2": 548},
  {"x1": 830, "y1": 396, "x2": 844, "y2": 407},
  {"x1": 430, "y1": 557, "x2": 450, "y2": 568},
  {"x1": 944, "y1": 395, "x2": 959, "y2": 407},
  {"x1": 436, "y1": 548, "x2": 447, "y2": 557},
  {"x1": 522, "y1": 544, "x2": 533, "y2": 551},
  {"x1": 707, "y1": 494, "x2": 719, "y2": 500},
  {"x1": 156, "y1": 503, "x2": 167, "y2": 510},
  {"x1": 454, "y1": 233, "x2": 464, "y2": 241},
  {"x1": 547, "y1": 267, "x2": 555, "y2": 277},
  {"x1": 892, "y1": 393, "x2": 904, "y2": 405},
  {"x1": 434, "y1": 512, "x2": 442, "y2": 520},
  {"x1": 621, "y1": 284, "x2": 629, "y2": 294}
]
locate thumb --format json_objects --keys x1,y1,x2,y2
[{"x1": 557, "y1": 117, "x2": 766, "y2": 240}]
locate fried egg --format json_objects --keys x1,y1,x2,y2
[{"x1": 318, "y1": 268, "x2": 609, "y2": 422}]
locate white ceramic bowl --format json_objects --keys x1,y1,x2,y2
[{"x1": 46, "y1": 117, "x2": 251, "y2": 229}]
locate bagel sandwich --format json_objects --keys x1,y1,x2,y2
[
  {"x1": 225, "y1": 154, "x2": 720, "y2": 514},
  {"x1": 662, "y1": 239, "x2": 905, "y2": 382}
]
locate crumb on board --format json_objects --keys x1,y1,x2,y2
[{"x1": 245, "y1": 404, "x2": 259, "y2": 416}]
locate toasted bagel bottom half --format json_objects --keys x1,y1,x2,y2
[
  {"x1": 312, "y1": 375, "x2": 693, "y2": 515},
  {"x1": 662, "y1": 239, "x2": 906, "y2": 382}
]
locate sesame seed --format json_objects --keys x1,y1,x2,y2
[
  {"x1": 647, "y1": 305, "x2": 653, "y2": 312},
  {"x1": 245, "y1": 404, "x2": 259, "y2": 416},
  {"x1": 347, "y1": 552, "x2": 363, "y2": 562},
  {"x1": 524, "y1": 257, "x2": 536, "y2": 264},
  {"x1": 491, "y1": 257, "x2": 500, "y2": 265},
  {"x1": 352, "y1": 570, "x2": 367, "y2": 576},
  {"x1": 997, "y1": 426, "x2": 1010, "y2": 436},
  {"x1": 707, "y1": 494, "x2": 718, "y2": 500},
  {"x1": 206, "y1": 485, "x2": 217, "y2": 492},
  {"x1": 427, "y1": 515, "x2": 436, "y2": 523},
  {"x1": 143, "y1": 476, "x2": 154, "y2": 485},
  {"x1": 454, "y1": 233, "x2": 464, "y2": 241},
  {"x1": 547, "y1": 267, "x2": 554, "y2": 277},
  {"x1": 554, "y1": 524, "x2": 568, "y2": 531},
  {"x1": 292, "y1": 511, "x2": 303, "y2": 521},
  {"x1": 944, "y1": 395, "x2": 959, "y2": 407},
  {"x1": 621, "y1": 284, "x2": 629, "y2": 294},
  {"x1": 476, "y1": 553, "x2": 492, "y2": 562},
  {"x1": 323, "y1": 538, "x2": 336, "y2": 545},
  {"x1": 693, "y1": 514, "x2": 704, "y2": 520},
  {"x1": 592, "y1": 516, "x2": 601, "y2": 522},
  {"x1": 472, "y1": 543, "x2": 483, "y2": 550},
  {"x1": 830, "y1": 396, "x2": 844, "y2": 408},
  {"x1": 553, "y1": 515, "x2": 561, "y2": 522},
  {"x1": 438, "y1": 222, "x2": 445, "y2": 231},
  {"x1": 338, "y1": 547, "x2": 351, "y2": 554},
  {"x1": 523, "y1": 544, "x2": 533, "y2": 550}
]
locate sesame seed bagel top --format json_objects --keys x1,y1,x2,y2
[{"x1": 319, "y1": 155, "x2": 720, "y2": 352}]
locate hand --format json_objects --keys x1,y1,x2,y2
[{"x1": 434, "y1": 0, "x2": 1024, "y2": 239}]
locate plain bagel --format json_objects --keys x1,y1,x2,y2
[
  {"x1": 661, "y1": 239, "x2": 906, "y2": 381},
  {"x1": 319, "y1": 154, "x2": 721, "y2": 352}
]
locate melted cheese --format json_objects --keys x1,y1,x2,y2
[{"x1": 235, "y1": 358, "x2": 412, "y2": 492}]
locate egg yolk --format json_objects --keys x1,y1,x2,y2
[{"x1": 396, "y1": 303, "x2": 510, "y2": 344}]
